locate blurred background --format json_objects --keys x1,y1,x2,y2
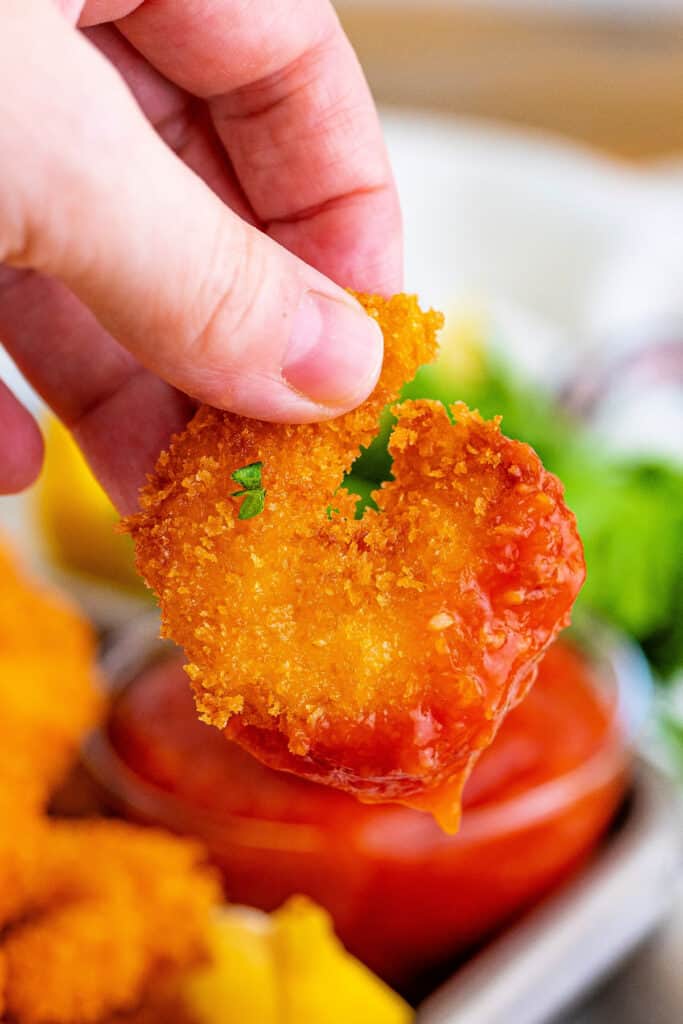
[
  {"x1": 338, "y1": 0, "x2": 683, "y2": 160},
  {"x1": 1, "y1": 2, "x2": 682, "y2": 1022}
]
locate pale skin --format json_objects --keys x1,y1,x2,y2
[{"x1": 0, "y1": 0, "x2": 402, "y2": 511}]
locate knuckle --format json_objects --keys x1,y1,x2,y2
[{"x1": 184, "y1": 223, "x2": 268, "y2": 373}]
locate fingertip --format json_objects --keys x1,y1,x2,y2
[
  {"x1": 0, "y1": 385, "x2": 44, "y2": 495},
  {"x1": 177, "y1": 262, "x2": 385, "y2": 424},
  {"x1": 282, "y1": 290, "x2": 383, "y2": 410}
]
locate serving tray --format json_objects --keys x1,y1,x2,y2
[{"x1": 417, "y1": 759, "x2": 682, "y2": 1024}]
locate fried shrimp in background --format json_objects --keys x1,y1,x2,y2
[
  {"x1": 0, "y1": 538, "x2": 102, "y2": 933},
  {"x1": 127, "y1": 294, "x2": 585, "y2": 831},
  {"x1": 0, "y1": 541, "x2": 102, "y2": 808},
  {"x1": 104, "y1": 990, "x2": 199, "y2": 1024},
  {"x1": 2, "y1": 823, "x2": 218, "y2": 1024},
  {"x1": 0, "y1": 539, "x2": 220, "y2": 1024}
]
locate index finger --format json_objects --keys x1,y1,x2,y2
[{"x1": 83, "y1": 0, "x2": 402, "y2": 294}]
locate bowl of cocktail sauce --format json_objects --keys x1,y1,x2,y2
[{"x1": 84, "y1": 620, "x2": 650, "y2": 990}]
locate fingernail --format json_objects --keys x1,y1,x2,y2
[{"x1": 283, "y1": 292, "x2": 383, "y2": 407}]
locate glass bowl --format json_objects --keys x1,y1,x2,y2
[{"x1": 83, "y1": 614, "x2": 651, "y2": 991}]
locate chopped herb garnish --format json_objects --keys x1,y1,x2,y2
[
  {"x1": 231, "y1": 461, "x2": 266, "y2": 520},
  {"x1": 235, "y1": 489, "x2": 266, "y2": 520},
  {"x1": 231, "y1": 461, "x2": 264, "y2": 491}
]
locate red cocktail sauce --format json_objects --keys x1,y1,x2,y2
[{"x1": 108, "y1": 641, "x2": 628, "y2": 986}]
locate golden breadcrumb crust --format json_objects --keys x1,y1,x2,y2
[
  {"x1": 0, "y1": 542, "x2": 102, "y2": 809},
  {"x1": 0, "y1": 539, "x2": 220, "y2": 1023},
  {"x1": 126, "y1": 294, "x2": 585, "y2": 830},
  {"x1": 2, "y1": 822, "x2": 218, "y2": 1024},
  {"x1": 0, "y1": 539, "x2": 102, "y2": 932}
]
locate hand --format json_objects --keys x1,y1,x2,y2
[{"x1": 0, "y1": 0, "x2": 401, "y2": 511}]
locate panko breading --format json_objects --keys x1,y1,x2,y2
[
  {"x1": 127, "y1": 294, "x2": 585, "y2": 830},
  {"x1": 0, "y1": 539, "x2": 220, "y2": 1024},
  {"x1": 2, "y1": 822, "x2": 218, "y2": 1024},
  {"x1": 0, "y1": 950, "x2": 6, "y2": 1020},
  {"x1": 0, "y1": 540, "x2": 102, "y2": 808},
  {"x1": 104, "y1": 989, "x2": 199, "y2": 1024},
  {"x1": 0, "y1": 809, "x2": 49, "y2": 930},
  {"x1": 0, "y1": 539, "x2": 102, "y2": 934},
  {"x1": 0, "y1": 822, "x2": 218, "y2": 1024}
]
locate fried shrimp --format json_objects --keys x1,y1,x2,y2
[
  {"x1": 127, "y1": 294, "x2": 585, "y2": 830},
  {"x1": 2, "y1": 822, "x2": 218, "y2": 1024},
  {"x1": 0, "y1": 538, "x2": 220, "y2": 1024},
  {"x1": 0, "y1": 540, "x2": 102, "y2": 808},
  {"x1": 0, "y1": 538, "x2": 102, "y2": 933}
]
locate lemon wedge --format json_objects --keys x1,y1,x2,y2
[
  {"x1": 184, "y1": 906, "x2": 278, "y2": 1023},
  {"x1": 37, "y1": 416, "x2": 142, "y2": 590},
  {"x1": 272, "y1": 897, "x2": 413, "y2": 1024},
  {"x1": 182, "y1": 899, "x2": 413, "y2": 1024}
]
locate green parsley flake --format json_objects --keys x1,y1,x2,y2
[{"x1": 231, "y1": 461, "x2": 266, "y2": 520}]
